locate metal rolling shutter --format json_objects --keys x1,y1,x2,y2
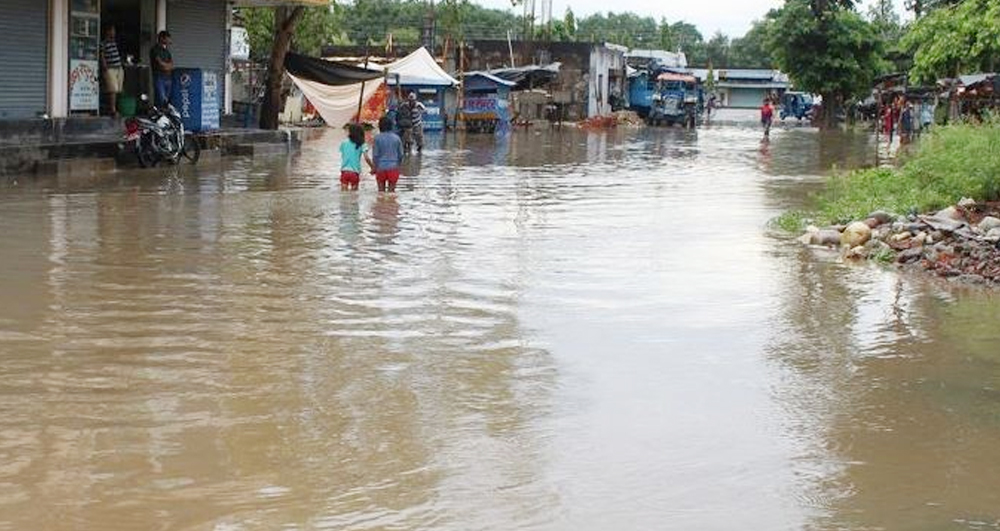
[
  {"x1": 167, "y1": 0, "x2": 226, "y2": 98},
  {"x1": 0, "y1": 0, "x2": 49, "y2": 119},
  {"x1": 729, "y1": 88, "x2": 764, "y2": 109}
]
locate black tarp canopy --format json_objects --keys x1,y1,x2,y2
[
  {"x1": 487, "y1": 63, "x2": 561, "y2": 91},
  {"x1": 284, "y1": 52, "x2": 382, "y2": 86}
]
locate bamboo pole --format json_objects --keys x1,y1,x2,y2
[{"x1": 356, "y1": 41, "x2": 370, "y2": 123}]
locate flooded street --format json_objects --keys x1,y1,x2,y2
[{"x1": 2, "y1": 124, "x2": 1000, "y2": 530}]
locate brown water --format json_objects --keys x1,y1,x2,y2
[{"x1": 2, "y1": 125, "x2": 1000, "y2": 531}]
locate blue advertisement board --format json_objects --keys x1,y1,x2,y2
[{"x1": 172, "y1": 69, "x2": 220, "y2": 132}]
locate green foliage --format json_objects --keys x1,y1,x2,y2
[
  {"x1": 238, "y1": 4, "x2": 348, "y2": 59},
  {"x1": 867, "y1": 0, "x2": 901, "y2": 39},
  {"x1": 901, "y1": 0, "x2": 1000, "y2": 84},
  {"x1": 729, "y1": 15, "x2": 777, "y2": 68},
  {"x1": 772, "y1": 210, "x2": 811, "y2": 232},
  {"x1": 704, "y1": 32, "x2": 730, "y2": 68},
  {"x1": 768, "y1": 0, "x2": 882, "y2": 117},
  {"x1": 812, "y1": 121, "x2": 1000, "y2": 224},
  {"x1": 563, "y1": 8, "x2": 576, "y2": 37},
  {"x1": 575, "y1": 12, "x2": 659, "y2": 48},
  {"x1": 440, "y1": 0, "x2": 471, "y2": 41}
]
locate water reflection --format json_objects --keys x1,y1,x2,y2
[
  {"x1": 3, "y1": 126, "x2": 1000, "y2": 530},
  {"x1": 0, "y1": 174, "x2": 558, "y2": 529},
  {"x1": 766, "y1": 232, "x2": 1000, "y2": 529}
]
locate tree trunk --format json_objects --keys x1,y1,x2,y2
[
  {"x1": 819, "y1": 92, "x2": 843, "y2": 129},
  {"x1": 259, "y1": 6, "x2": 305, "y2": 130}
]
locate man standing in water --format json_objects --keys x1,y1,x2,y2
[
  {"x1": 760, "y1": 98, "x2": 775, "y2": 138},
  {"x1": 402, "y1": 92, "x2": 426, "y2": 153}
]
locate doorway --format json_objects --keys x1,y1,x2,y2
[{"x1": 100, "y1": 0, "x2": 155, "y2": 114}]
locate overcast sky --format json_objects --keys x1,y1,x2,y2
[{"x1": 473, "y1": 0, "x2": 910, "y2": 38}]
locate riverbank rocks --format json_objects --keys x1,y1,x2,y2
[
  {"x1": 979, "y1": 216, "x2": 1000, "y2": 232},
  {"x1": 867, "y1": 210, "x2": 894, "y2": 226},
  {"x1": 936, "y1": 206, "x2": 964, "y2": 221},
  {"x1": 796, "y1": 199, "x2": 1000, "y2": 286},
  {"x1": 841, "y1": 222, "x2": 872, "y2": 247}
]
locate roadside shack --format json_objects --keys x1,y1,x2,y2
[{"x1": 460, "y1": 72, "x2": 515, "y2": 133}]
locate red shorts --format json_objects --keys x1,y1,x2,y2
[
  {"x1": 376, "y1": 168, "x2": 400, "y2": 187},
  {"x1": 340, "y1": 170, "x2": 360, "y2": 186}
]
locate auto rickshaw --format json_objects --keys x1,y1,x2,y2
[{"x1": 780, "y1": 92, "x2": 814, "y2": 121}]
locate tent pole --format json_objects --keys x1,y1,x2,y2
[{"x1": 356, "y1": 40, "x2": 370, "y2": 123}]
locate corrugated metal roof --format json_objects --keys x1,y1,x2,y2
[{"x1": 690, "y1": 68, "x2": 788, "y2": 83}]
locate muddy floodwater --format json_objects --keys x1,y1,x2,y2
[{"x1": 2, "y1": 124, "x2": 1000, "y2": 531}]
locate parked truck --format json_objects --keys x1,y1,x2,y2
[{"x1": 647, "y1": 72, "x2": 702, "y2": 128}]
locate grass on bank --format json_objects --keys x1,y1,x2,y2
[{"x1": 777, "y1": 119, "x2": 1000, "y2": 230}]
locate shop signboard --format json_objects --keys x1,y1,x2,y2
[
  {"x1": 69, "y1": 59, "x2": 100, "y2": 111},
  {"x1": 69, "y1": 0, "x2": 100, "y2": 112},
  {"x1": 230, "y1": 27, "x2": 250, "y2": 61},
  {"x1": 173, "y1": 69, "x2": 220, "y2": 132}
]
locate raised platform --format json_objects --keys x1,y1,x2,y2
[{"x1": 0, "y1": 117, "x2": 324, "y2": 180}]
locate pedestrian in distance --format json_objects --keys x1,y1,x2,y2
[
  {"x1": 372, "y1": 115, "x2": 404, "y2": 192},
  {"x1": 760, "y1": 97, "x2": 775, "y2": 138},
  {"x1": 150, "y1": 30, "x2": 174, "y2": 107},
  {"x1": 100, "y1": 25, "x2": 124, "y2": 117},
  {"x1": 339, "y1": 123, "x2": 374, "y2": 191},
  {"x1": 900, "y1": 101, "x2": 915, "y2": 144}
]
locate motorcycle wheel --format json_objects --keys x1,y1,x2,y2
[
  {"x1": 181, "y1": 134, "x2": 201, "y2": 164},
  {"x1": 136, "y1": 137, "x2": 159, "y2": 168}
]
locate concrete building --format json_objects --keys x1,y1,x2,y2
[
  {"x1": 464, "y1": 40, "x2": 628, "y2": 120},
  {"x1": 0, "y1": 0, "x2": 322, "y2": 123},
  {"x1": 690, "y1": 68, "x2": 790, "y2": 108}
]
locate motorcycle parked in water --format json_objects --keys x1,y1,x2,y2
[{"x1": 122, "y1": 94, "x2": 200, "y2": 168}]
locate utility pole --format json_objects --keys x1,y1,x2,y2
[{"x1": 423, "y1": 0, "x2": 436, "y2": 50}]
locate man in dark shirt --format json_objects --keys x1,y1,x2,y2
[{"x1": 149, "y1": 31, "x2": 174, "y2": 106}]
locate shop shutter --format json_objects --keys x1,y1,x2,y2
[
  {"x1": 167, "y1": 0, "x2": 226, "y2": 97},
  {"x1": 729, "y1": 88, "x2": 764, "y2": 109},
  {"x1": 0, "y1": 0, "x2": 49, "y2": 119}
]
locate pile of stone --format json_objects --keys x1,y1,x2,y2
[
  {"x1": 577, "y1": 111, "x2": 644, "y2": 129},
  {"x1": 799, "y1": 198, "x2": 1000, "y2": 285}
]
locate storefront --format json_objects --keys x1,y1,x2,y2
[
  {"x1": 0, "y1": 0, "x2": 227, "y2": 121},
  {"x1": 0, "y1": 0, "x2": 324, "y2": 126}
]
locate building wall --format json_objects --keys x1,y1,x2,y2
[
  {"x1": 0, "y1": 0, "x2": 49, "y2": 119},
  {"x1": 465, "y1": 41, "x2": 594, "y2": 120},
  {"x1": 588, "y1": 45, "x2": 626, "y2": 117}
]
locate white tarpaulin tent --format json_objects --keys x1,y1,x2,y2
[
  {"x1": 371, "y1": 46, "x2": 459, "y2": 87},
  {"x1": 288, "y1": 47, "x2": 457, "y2": 128},
  {"x1": 287, "y1": 74, "x2": 384, "y2": 129}
]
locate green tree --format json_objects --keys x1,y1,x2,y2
[
  {"x1": 669, "y1": 21, "x2": 706, "y2": 64},
  {"x1": 867, "y1": 0, "x2": 902, "y2": 42},
  {"x1": 704, "y1": 31, "x2": 731, "y2": 68},
  {"x1": 902, "y1": 0, "x2": 1000, "y2": 83},
  {"x1": 563, "y1": 8, "x2": 576, "y2": 40},
  {"x1": 768, "y1": 0, "x2": 882, "y2": 126},
  {"x1": 729, "y1": 15, "x2": 777, "y2": 68},
  {"x1": 657, "y1": 17, "x2": 675, "y2": 50},
  {"x1": 239, "y1": 4, "x2": 345, "y2": 60},
  {"x1": 575, "y1": 12, "x2": 659, "y2": 47},
  {"x1": 905, "y1": 0, "x2": 963, "y2": 17}
]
